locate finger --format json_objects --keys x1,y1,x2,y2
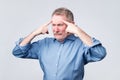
[
  {"x1": 46, "y1": 20, "x2": 52, "y2": 26},
  {"x1": 62, "y1": 20, "x2": 70, "y2": 25},
  {"x1": 43, "y1": 20, "x2": 52, "y2": 27}
]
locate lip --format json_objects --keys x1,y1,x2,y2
[
  {"x1": 54, "y1": 34, "x2": 62, "y2": 36},
  {"x1": 53, "y1": 32, "x2": 63, "y2": 35}
]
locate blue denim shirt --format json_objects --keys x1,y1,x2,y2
[{"x1": 12, "y1": 34, "x2": 106, "y2": 80}]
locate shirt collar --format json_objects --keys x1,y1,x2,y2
[{"x1": 66, "y1": 34, "x2": 77, "y2": 41}]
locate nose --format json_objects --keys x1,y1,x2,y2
[{"x1": 54, "y1": 26, "x2": 59, "y2": 32}]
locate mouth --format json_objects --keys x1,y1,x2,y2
[{"x1": 53, "y1": 32, "x2": 63, "y2": 35}]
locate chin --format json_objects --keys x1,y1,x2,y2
[
  {"x1": 55, "y1": 36, "x2": 62, "y2": 40},
  {"x1": 54, "y1": 36, "x2": 64, "y2": 41},
  {"x1": 54, "y1": 34, "x2": 68, "y2": 41}
]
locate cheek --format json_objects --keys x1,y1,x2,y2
[
  {"x1": 52, "y1": 26, "x2": 57, "y2": 31},
  {"x1": 61, "y1": 26, "x2": 67, "y2": 32}
]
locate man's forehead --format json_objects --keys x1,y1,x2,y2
[
  {"x1": 52, "y1": 15, "x2": 66, "y2": 21},
  {"x1": 52, "y1": 16, "x2": 65, "y2": 24}
]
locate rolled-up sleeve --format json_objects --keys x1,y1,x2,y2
[
  {"x1": 83, "y1": 38, "x2": 107, "y2": 64},
  {"x1": 12, "y1": 38, "x2": 39, "y2": 59}
]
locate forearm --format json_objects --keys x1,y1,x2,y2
[
  {"x1": 76, "y1": 27, "x2": 92, "y2": 46},
  {"x1": 20, "y1": 32, "x2": 36, "y2": 46},
  {"x1": 62, "y1": 20, "x2": 92, "y2": 46},
  {"x1": 19, "y1": 21, "x2": 51, "y2": 46},
  {"x1": 20, "y1": 24, "x2": 45, "y2": 46}
]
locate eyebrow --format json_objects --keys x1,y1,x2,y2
[{"x1": 52, "y1": 23, "x2": 65, "y2": 26}]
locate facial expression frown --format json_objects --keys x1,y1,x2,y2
[{"x1": 51, "y1": 15, "x2": 69, "y2": 42}]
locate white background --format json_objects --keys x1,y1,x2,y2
[{"x1": 0, "y1": 0, "x2": 120, "y2": 80}]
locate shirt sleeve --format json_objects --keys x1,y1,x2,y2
[
  {"x1": 12, "y1": 38, "x2": 41, "y2": 59},
  {"x1": 83, "y1": 38, "x2": 107, "y2": 64}
]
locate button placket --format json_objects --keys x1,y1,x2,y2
[{"x1": 55, "y1": 44, "x2": 64, "y2": 77}]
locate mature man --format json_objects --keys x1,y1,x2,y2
[{"x1": 13, "y1": 7, "x2": 106, "y2": 80}]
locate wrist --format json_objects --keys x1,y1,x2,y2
[
  {"x1": 74, "y1": 27, "x2": 82, "y2": 35},
  {"x1": 31, "y1": 32, "x2": 38, "y2": 37}
]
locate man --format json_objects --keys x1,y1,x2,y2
[{"x1": 12, "y1": 7, "x2": 106, "y2": 80}]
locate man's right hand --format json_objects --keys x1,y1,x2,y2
[
  {"x1": 20, "y1": 21, "x2": 51, "y2": 46},
  {"x1": 32, "y1": 21, "x2": 52, "y2": 36}
]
